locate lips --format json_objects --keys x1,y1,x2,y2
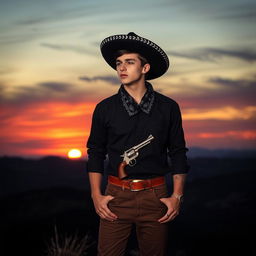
[{"x1": 120, "y1": 74, "x2": 128, "y2": 78}]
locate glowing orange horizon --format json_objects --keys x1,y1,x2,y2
[
  {"x1": 197, "y1": 130, "x2": 256, "y2": 139},
  {"x1": 1, "y1": 100, "x2": 255, "y2": 157}
]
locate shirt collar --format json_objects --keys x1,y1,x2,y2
[{"x1": 118, "y1": 82, "x2": 155, "y2": 117}]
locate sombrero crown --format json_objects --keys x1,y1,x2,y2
[{"x1": 100, "y1": 32, "x2": 169, "y2": 80}]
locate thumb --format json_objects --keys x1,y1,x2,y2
[
  {"x1": 107, "y1": 195, "x2": 114, "y2": 201},
  {"x1": 159, "y1": 198, "x2": 167, "y2": 204}
]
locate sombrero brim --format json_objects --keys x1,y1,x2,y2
[{"x1": 100, "y1": 33, "x2": 170, "y2": 80}]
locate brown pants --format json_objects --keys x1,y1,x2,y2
[{"x1": 98, "y1": 182, "x2": 169, "y2": 256}]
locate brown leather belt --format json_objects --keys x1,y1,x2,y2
[{"x1": 108, "y1": 175, "x2": 165, "y2": 192}]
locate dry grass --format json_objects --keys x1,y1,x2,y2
[{"x1": 46, "y1": 226, "x2": 94, "y2": 256}]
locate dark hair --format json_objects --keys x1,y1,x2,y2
[{"x1": 114, "y1": 49, "x2": 148, "y2": 67}]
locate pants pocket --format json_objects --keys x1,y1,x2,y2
[
  {"x1": 105, "y1": 183, "x2": 121, "y2": 197},
  {"x1": 152, "y1": 184, "x2": 169, "y2": 207}
]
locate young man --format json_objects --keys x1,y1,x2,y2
[{"x1": 86, "y1": 32, "x2": 189, "y2": 256}]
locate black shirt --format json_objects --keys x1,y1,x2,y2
[{"x1": 86, "y1": 82, "x2": 189, "y2": 178}]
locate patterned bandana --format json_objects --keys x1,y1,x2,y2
[{"x1": 119, "y1": 82, "x2": 155, "y2": 116}]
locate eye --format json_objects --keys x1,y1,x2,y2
[{"x1": 127, "y1": 61, "x2": 134, "y2": 64}]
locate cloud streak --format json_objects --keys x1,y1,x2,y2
[
  {"x1": 0, "y1": 78, "x2": 118, "y2": 107},
  {"x1": 40, "y1": 43, "x2": 95, "y2": 55},
  {"x1": 0, "y1": 81, "x2": 84, "y2": 105},
  {"x1": 1, "y1": 75, "x2": 255, "y2": 111},
  {"x1": 166, "y1": 75, "x2": 256, "y2": 109},
  {"x1": 168, "y1": 47, "x2": 256, "y2": 63},
  {"x1": 183, "y1": 106, "x2": 256, "y2": 121},
  {"x1": 215, "y1": 2, "x2": 256, "y2": 20},
  {"x1": 79, "y1": 75, "x2": 120, "y2": 85},
  {"x1": 208, "y1": 77, "x2": 256, "y2": 88},
  {"x1": 38, "y1": 82, "x2": 72, "y2": 92}
]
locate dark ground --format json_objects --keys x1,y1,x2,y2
[{"x1": 1, "y1": 156, "x2": 256, "y2": 256}]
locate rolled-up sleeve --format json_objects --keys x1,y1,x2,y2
[
  {"x1": 86, "y1": 103, "x2": 107, "y2": 174},
  {"x1": 167, "y1": 101, "x2": 190, "y2": 174}
]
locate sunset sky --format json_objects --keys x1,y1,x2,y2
[{"x1": 0, "y1": 0, "x2": 256, "y2": 158}]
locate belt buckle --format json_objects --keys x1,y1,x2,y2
[{"x1": 129, "y1": 179, "x2": 145, "y2": 192}]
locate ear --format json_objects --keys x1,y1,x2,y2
[{"x1": 142, "y1": 63, "x2": 150, "y2": 74}]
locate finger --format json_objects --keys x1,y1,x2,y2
[
  {"x1": 158, "y1": 212, "x2": 170, "y2": 223},
  {"x1": 97, "y1": 206, "x2": 117, "y2": 221},
  {"x1": 159, "y1": 211, "x2": 178, "y2": 223},
  {"x1": 102, "y1": 213, "x2": 116, "y2": 222},
  {"x1": 158, "y1": 208, "x2": 176, "y2": 223},
  {"x1": 98, "y1": 211, "x2": 116, "y2": 222},
  {"x1": 104, "y1": 196, "x2": 118, "y2": 219},
  {"x1": 98, "y1": 206, "x2": 117, "y2": 221},
  {"x1": 160, "y1": 215, "x2": 176, "y2": 223},
  {"x1": 102, "y1": 205, "x2": 118, "y2": 219},
  {"x1": 99, "y1": 201, "x2": 118, "y2": 220}
]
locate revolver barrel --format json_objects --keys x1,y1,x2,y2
[
  {"x1": 118, "y1": 134, "x2": 154, "y2": 179},
  {"x1": 133, "y1": 135, "x2": 154, "y2": 150}
]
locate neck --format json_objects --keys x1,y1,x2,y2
[{"x1": 123, "y1": 79, "x2": 147, "y2": 104}]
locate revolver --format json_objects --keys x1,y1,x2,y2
[{"x1": 118, "y1": 135, "x2": 154, "y2": 179}]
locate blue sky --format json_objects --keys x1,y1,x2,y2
[{"x1": 0, "y1": 0, "x2": 256, "y2": 156}]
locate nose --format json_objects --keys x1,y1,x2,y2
[{"x1": 118, "y1": 63, "x2": 127, "y2": 71}]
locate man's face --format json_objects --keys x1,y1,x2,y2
[{"x1": 115, "y1": 53, "x2": 149, "y2": 86}]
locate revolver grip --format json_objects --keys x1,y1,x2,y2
[{"x1": 118, "y1": 161, "x2": 128, "y2": 180}]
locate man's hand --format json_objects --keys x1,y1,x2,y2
[
  {"x1": 158, "y1": 196, "x2": 181, "y2": 223},
  {"x1": 92, "y1": 194, "x2": 118, "y2": 221}
]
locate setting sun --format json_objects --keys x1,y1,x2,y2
[{"x1": 68, "y1": 149, "x2": 82, "y2": 159}]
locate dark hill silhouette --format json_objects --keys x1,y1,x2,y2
[
  {"x1": 187, "y1": 147, "x2": 256, "y2": 158},
  {"x1": 1, "y1": 156, "x2": 256, "y2": 255},
  {"x1": 1, "y1": 155, "x2": 255, "y2": 196},
  {"x1": 0, "y1": 156, "x2": 90, "y2": 196}
]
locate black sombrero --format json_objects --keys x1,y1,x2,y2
[{"x1": 100, "y1": 32, "x2": 169, "y2": 80}]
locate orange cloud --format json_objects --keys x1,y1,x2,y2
[
  {"x1": 198, "y1": 130, "x2": 256, "y2": 140},
  {"x1": 182, "y1": 106, "x2": 256, "y2": 120},
  {"x1": 0, "y1": 101, "x2": 96, "y2": 157}
]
